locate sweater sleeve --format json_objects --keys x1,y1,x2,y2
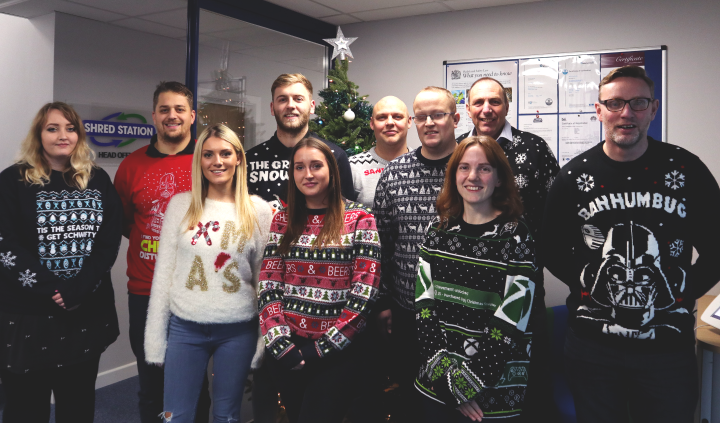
[
  {"x1": 540, "y1": 168, "x2": 578, "y2": 285},
  {"x1": 687, "y1": 157, "x2": 720, "y2": 299},
  {"x1": 372, "y1": 168, "x2": 396, "y2": 312},
  {"x1": 257, "y1": 210, "x2": 303, "y2": 370},
  {"x1": 250, "y1": 197, "x2": 273, "y2": 370},
  {"x1": 114, "y1": 156, "x2": 135, "y2": 239},
  {"x1": 144, "y1": 194, "x2": 186, "y2": 364},
  {"x1": 55, "y1": 169, "x2": 123, "y2": 308},
  {"x1": 299, "y1": 209, "x2": 381, "y2": 361},
  {"x1": 414, "y1": 221, "x2": 458, "y2": 397},
  {"x1": 0, "y1": 167, "x2": 64, "y2": 296}
]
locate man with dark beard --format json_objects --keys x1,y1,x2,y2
[
  {"x1": 115, "y1": 81, "x2": 210, "y2": 423},
  {"x1": 246, "y1": 73, "x2": 355, "y2": 211}
]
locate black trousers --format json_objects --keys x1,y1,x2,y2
[
  {"x1": 129, "y1": 293, "x2": 211, "y2": 423},
  {"x1": 0, "y1": 354, "x2": 101, "y2": 423},
  {"x1": 268, "y1": 340, "x2": 362, "y2": 423}
]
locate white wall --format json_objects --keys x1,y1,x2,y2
[
  {"x1": 345, "y1": 0, "x2": 720, "y2": 306},
  {"x1": 53, "y1": 12, "x2": 186, "y2": 384},
  {"x1": 0, "y1": 12, "x2": 55, "y2": 171}
]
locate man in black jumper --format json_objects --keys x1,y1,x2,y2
[
  {"x1": 246, "y1": 73, "x2": 355, "y2": 211},
  {"x1": 373, "y1": 86, "x2": 460, "y2": 423},
  {"x1": 542, "y1": 66, "x2": 720, "y2": 422},
  {"x1": 457, "y1": 77, "x2": 559, "y2": 420}
]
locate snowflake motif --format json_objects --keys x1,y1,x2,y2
[
  {"x1": 515, "y1": 174, "x2": 528, "y2": 189},
  {"x1": 297, "y1": 287, "x2": 307, "y2": 296},
  {"x1": 546, "y1": 176, "x2": 555, "y2": 191},
  {"x1": 484, "y1": 327, "x2": 489, "y2": 334},
  {"x1": 19, "y1": 269, "x2": 37, "y2": 287},
  {"x1": 420, "y1": 308, "x2": 431, "y2": 319},
  {"x1": 465, "y1": 388, "x2": 477, "y2": 399},
  {"x1": 504, "y1": 336, "x2": 511, "y2": 344},
  {"x1": 330, "y1": 292, "x2": 339, "y2": 301},
  {"x1": 441, "y1": 357, "x2": 452, "y2": 368},
  {"x1": 0, "y1": 251, "x2": 17, "y2": 269},
  {"x1": 299, "y1": 235, "x2": 310, "y2": 244},
  {"x1": 353, "y1": 285, "x2": 364, "y2": 294},
  {"x1": 280, "y1": 327, "x2": 290, "y2": 335},
  {"x1": 332, "y1": 333, "x2": 342, "y2": 342},
  {"x1": 508, "y1": 135, "x2": 522, "y2": 149},
  {"x1": 455, "y1": 378, "x2": 469, "y2": 390},
  {"x1": 669, "y1": 239, "x2": 684, "y2": 258},
  {"x1": 665, "y1": 170, "x2": 685, "y2": 190},
  {"x1": 314, "y1": 290, "x2": 322, "y2": 299},
  {"x1": 432, "y1": 366, "x2": 444, "y2": 380},
  {"x1": 576, "y1": 173, "x2": 594, "y2": 192},
  {"x1": 491, "y1": 328, "x2": 502, "y2": 340},
  {"x1": 515, "y1": 153, "x2": 527, "y2": 164}
]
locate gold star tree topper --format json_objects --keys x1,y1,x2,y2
[{"x1": 323, "y1": 27, "x2": 357, "y2": 61}]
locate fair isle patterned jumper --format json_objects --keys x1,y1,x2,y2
[
  {"x1": 258, "y1": 202, "x2": 381, "y2": 369},
  {"x1": 415, "y1": 216, "x2": 539, "y2": 419},
  {"x1": 373, "y1": 148, "x2": 450, "y2": 311}
]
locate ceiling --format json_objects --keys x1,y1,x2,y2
[{"x1": 0, "y1": 0, "x2": 543, "y2": 72}]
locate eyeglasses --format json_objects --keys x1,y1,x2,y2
[
  {"x1": 598, "y1": 98, "x2": 652, "y2": 112},
  {"x1": 412, "y1": 112, "x2": 452, "y2": 124}
]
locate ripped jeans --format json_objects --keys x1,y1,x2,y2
[{"x1": 162, "y1": 315, "x2": 257, "y2": 423}]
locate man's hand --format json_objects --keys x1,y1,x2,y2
[
  {"x1": 292, "y1": 360, "x2": 305, "y2": 370},
  {"x1": 457, "y1": 399, "x2": 483, "y2": 421},
  {"x1": 377, "y1": 309, "x2": 392, "y2": 339}
]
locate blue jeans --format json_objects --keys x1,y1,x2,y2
[
  {"x1": 163, "y1": 315, "x2": 258, "y2": 423},
  {"x1": 564, "y1": 329, "x2": 698, "y2": 423},
  {"x1": 129, "y1": 294, "x2": 210, "y2": 423}
]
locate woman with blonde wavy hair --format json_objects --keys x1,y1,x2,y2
[
  {"x1": 145, "y1": 123, "x2": 273, "y2": 423},
  {"x1": 0, "y1": 102, "x2": 123, "y2": 423}
]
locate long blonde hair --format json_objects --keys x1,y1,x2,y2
[
  {"x1": 17, "y1": 102, "x2": 96, "y2": 189},
  {"x1": 183, "y1": 124, "x2": 258, "y2": 238}
]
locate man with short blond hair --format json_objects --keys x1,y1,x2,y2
[
  {"x1": 246, "y1": 73, "x2": 355, "y2": 210},
  {"x1": 542, "y1": 65, "x2": 720, "y2": 423},
  {"x1": 350, "y1": 96, "x2": 410, "y2": 206},
  {"x1": 373, "y1": 86, "x2": 460, "y2": 423}
]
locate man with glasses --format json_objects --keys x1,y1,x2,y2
[
  {"x1": 541, "y1": 65, "x2": 720, "y2": 423},
  {"x1": 373, "y1": 86, "x2": 460, "y2": 423},
  {"x1": 458, "y1": 76, "x2": 560, "y2": 421}
]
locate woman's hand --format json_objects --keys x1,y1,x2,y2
[
  {"x1": 457, "y1": 399, "x2": 484, "y2": 421},
  {"x1": 52, "y1": 291, "x2": 79, "y2": 310}
]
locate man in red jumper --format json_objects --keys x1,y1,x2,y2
[{"x1": 115, "y1": 81, "x2": 208, "y2": 423}]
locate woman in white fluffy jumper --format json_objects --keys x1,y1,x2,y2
[{"x1": 144, "y1": 124, "x2": 273, "y2": 423}]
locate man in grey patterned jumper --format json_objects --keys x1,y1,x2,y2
[
  {"x1": 373, "y1": 86, "x2": 460, "y2": 423},
  {"x1": 349, "y1": 96, "x2": 410, "y2": 206}
]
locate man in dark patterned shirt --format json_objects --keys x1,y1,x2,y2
[
  {"x1": 456, "y1": 77, "x2": 560, "y2": 421},
  {"x1": 373, "y1": 86, "x2": 460, "y2": 423}
]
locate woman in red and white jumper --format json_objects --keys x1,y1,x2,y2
[{"x1": 258, "y1": 137, "x2": 381, "y2": 423}]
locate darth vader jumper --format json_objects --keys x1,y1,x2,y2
[{"x1": 542, "y1": 138, "x2": 720, "y2": 351}]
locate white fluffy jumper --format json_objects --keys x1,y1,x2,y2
[{"x1": 144, "y1": 193, "x2": 272, "y2": 367}]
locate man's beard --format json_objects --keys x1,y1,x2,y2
[
  {"x1": 608, "y1": 128, "x2": 644, "y2": 150},
  {"x1": 159, "y1": 124, "x2": 189, "y2": 144},
  {"x1": 275, "y1": 110, "x2": 309, "y2": 135}
]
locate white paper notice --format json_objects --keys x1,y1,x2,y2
[
  {"x1": 559, "y1": 114, "x2": 601, "y2": 166},
  {"x1": 518, "y1": 114, "x2": 558, "y2": 159},
  {"x1": 446, "y1": 61, "x2": 518, "y2": 137},
  {"x1": 558, "y1": 55, "x2": 600, "y2": 113},
  {"x1": 519, "y1": 58, "x2": 558, "y2": 114}
]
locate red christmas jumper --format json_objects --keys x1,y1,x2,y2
[{"x1": 258, "y1": 202, "x2": 381, "y2": 369}]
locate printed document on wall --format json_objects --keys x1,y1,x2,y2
[
  {"x1": 559, "y1": 114, "x2": 600, "y2": 166},
  {"x1": 558, "y1": 55, "x2": 600, "y2": 113},
  {"x1": 518, "y1": 114, "x2": 558, "y2": 159},
  {"x1": 519, "y1": 58, "x2": 558, "y2": 114},
  {"x1": 446, "y1": 61, "x2": 518, "y2": 137}
]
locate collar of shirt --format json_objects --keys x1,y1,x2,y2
[{"x1": 471, "y1": 120, "x2": 513, "y2": 143}]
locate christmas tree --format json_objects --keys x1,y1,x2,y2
[{"x1": 309, "y1": 58, "x2": 374, "y2": 156}]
